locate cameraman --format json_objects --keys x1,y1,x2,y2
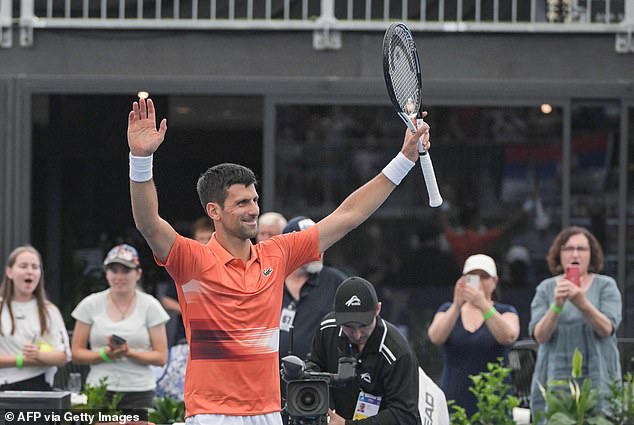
[{"x1": 306, "y1": 277, "x2": 421, "y2": 425}]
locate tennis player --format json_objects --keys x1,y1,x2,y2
[{"x1": 127, "y1": 98, "x2": 430, "y2": 425}]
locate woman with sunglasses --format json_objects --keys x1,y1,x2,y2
[{"x1": 529, "y1": 226, "x2": 621, "y2": 420}]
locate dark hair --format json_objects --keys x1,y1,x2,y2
[
  {"x1": 196, "y1": 163, "x2": 257, "y2": 210},
  {"x1": 0, "y1": 246, "x2": 51, "y2": 335},
  {"x1": 546, "y1": 226, "x2": 604, "y2": 275}
]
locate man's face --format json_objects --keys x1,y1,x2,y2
[
  {"x1": 256, "y1": 223, "x2": 282, "y2": 242},
  {"x1": 341, "y1": 318, "x2": 376, "y2": 347},
  {"x1": 217, "y1": 184, "x2": 260, "y2": 240}
]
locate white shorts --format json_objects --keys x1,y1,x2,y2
[{"x1": 185, "y1": 412, "x2": 282, "y2": 425}]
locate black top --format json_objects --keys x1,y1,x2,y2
[
  {"x1": 437, "y1": 301, "x2": 517, "y2": 416},
  {"x1": 306, "y1": 314, "x2": 421, "y2": 425},
  {"x1": 279, "y1": 266, "x2": 347, "y2": 360}
]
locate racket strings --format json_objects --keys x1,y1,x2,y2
[{"x1": 387, "y1": 30, "x2": 420, "y2": 114}]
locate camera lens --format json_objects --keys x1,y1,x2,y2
[
  {"x1": 298, "y1": 388, "x2": 318, "y2": 409},
  {"x1": 286, "y1": 380, "x2": 329, "y2": 417}
]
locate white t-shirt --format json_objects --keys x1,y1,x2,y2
[
  {"x1": 0, "y1": 299, "x2": 70, "y2": 385},
  {"x1": 71, "y1": 289, "x2": 169, "y2": 392}
]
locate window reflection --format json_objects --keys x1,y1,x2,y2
[
  {"x1": 569, "y1": 103, "x2": 621, "y2": 277},
  {"x1": 274, "y1": 104, "x2": 564, "y2": 349}
]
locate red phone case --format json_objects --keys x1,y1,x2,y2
[{"x1": 566, "y1": 266, "x2": 580, "y2": 287}]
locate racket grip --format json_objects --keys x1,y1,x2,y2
[
  {"x1": 419, "y1": 152, "x2": 443, "y2": 207},
  {"x1": 415, "y1": 119, "x2": 443, "y2": 207}
]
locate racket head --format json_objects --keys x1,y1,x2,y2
[{"x1": 382, "y1": 23, "x2": 423, "y2": 125}]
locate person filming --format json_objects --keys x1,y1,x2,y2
[{"x1": 305, "y1": 277, "x2": 420, "y2": 425}]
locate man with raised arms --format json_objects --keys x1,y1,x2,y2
[{"x1": 126, "y1": 98, "x2": 430, "y2": 425}]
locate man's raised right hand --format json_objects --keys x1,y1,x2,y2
[{"x1": 128, "y1": 98, "x2": 167, "y2": 157}]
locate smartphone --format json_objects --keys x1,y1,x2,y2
[
  {"x1": 465, "y1": 274, "x2": 480, "y2": 289},
  {"x1": 110, "y1": 334, "x2": 127, "y2": 346},
  {"x1": 565, "y1": 265, "x2": 580, "y2": 287}
]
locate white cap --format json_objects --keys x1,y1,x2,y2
[
  {"x1": 506, "y1": 245, "x2": 530, "y2": 264},
  {"x1": 463, "y1": 254, "x2": 497, "y2": 278}
]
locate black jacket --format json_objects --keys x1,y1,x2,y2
[{"x1": 306, "y1": 313, "x2": 421, "y2": 425}]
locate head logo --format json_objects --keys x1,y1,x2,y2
[
  {"x1": 263, "y1": 267, "x2": 273, "y2": 277},
  {"x1": 345, "y1": 295, "x2": 361, "y2": 307}
]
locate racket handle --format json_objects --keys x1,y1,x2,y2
[
  {"x1": 419, "y1": 152, "x2": 443, "y2": 207},
  {"x1": 416, "y1": 119, "x2": 442, "y2": 207}
]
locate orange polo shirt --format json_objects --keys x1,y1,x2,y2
[{"x1": 158, "y1": 226, "x2": 320, "y2": 417}]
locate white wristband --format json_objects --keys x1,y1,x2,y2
[
  {"x1": 382, "y1": 152, "x2": 415, "y2": 185},
  {"x1": 129, "y1": 153, "x2": 153, "y2": 182}
]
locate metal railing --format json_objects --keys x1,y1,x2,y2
[{"x1": 1, "y1": 0, "x2": 632, "y2": 48}]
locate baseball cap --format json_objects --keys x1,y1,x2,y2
[
  {"x1": 283, "y1": 216, "x2": 316, "y2": 234},
  {"x1": 506, "y1": 245, "x2": 530, "y2": 265},
  {"x1": 463, "y1": 254, "x2": 497, "y2": 278},
  {"x1": 103, "y1": 244, "x2": 140, "y2": 269},
  {"x1": 334, "y1": 277, "x2": 378, "y2": 326}
]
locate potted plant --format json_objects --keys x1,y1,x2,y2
[
  {"x1": 538, "y1": 348, "x2": 612, "y2": 425},
  {"x1": 449, "y1": 358, "x2": 520, "y2": 425}
]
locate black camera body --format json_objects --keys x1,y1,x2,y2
[
  {"x1": 281, "y1": 355, "x2": 357, "y2": 425},
  {"x1": 285, "y1": 378, "x2": 329, "y2": 422}
]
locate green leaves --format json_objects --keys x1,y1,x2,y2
[
  {"x1": 572, "y1": 348, "x2": 583, "y2": 379},
  {"x1": 540, "y1": 348, "x2": 610, "y2": 425},
  {"x1": 80, "y1": 377, "x2": 123, "y2": 410},
  {"x1": 149, "y1": 396, "x2": 185, "y2": 424},
  {"x1": 606, "y1": 372, "x2": 634, "y2": 424},
  {"x1": 449, "y1": 358, "x2": 519, "y2": 425},
  {"x1": 448, "y1": 349, "x2": 628, "y2": 425}
]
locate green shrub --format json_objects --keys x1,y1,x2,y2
[
  {"x1": 80, "y1": 377, "x2": 123, "y2": 410},
  {"x1": 449, "y1": 357, "x2": 520, "y2": 425},
  {"x1": 149, "y1": 396, "x2": 185, "y2": 424},
  {"x1": 539, "y1": 349, "x2": 612, "y2": 425}
]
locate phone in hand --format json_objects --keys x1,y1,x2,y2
[
  {"x1": 565, "y1": 265, "x2": 580, "y2": 287},
  {"x1": 465, "y1": 274, "x2": 480, "y2": 289},
  {"x1": 110, "y1": 334, "x2": 127, "y2": 346}
]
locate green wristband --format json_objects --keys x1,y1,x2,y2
[
  {"x1": 99, "y1": 347, "x2": 113, "y2": 363},
  {"x1": 15, "y1": 353, "x2": 24, "y2": 369},
  {"x1": 483, "y1": 306, "x2": 497, "y2": 320},
  {"x1": 551, "y1": 302, "x2": 563, "y2": 314}
]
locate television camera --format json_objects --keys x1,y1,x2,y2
[{"x1": 281, "y1": 355, "x2": 357, "y2": 425}]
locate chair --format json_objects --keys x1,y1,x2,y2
[{"x1": 508, "y1": 339, "x2": 538, "y2": 408}]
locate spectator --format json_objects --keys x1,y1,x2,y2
[
  {"x1": 440, "y1": 202, "x2": 528, "y2": 268},
  {"x1": 161, "y1": 216, "x2": 214, "y2": 345},
  {"x1": 394, "y1": 222, "x2": 461, "y2": 328},
  {"x1": 427, "y1": 254, "x2": 520, "y2": 416},
  {"x1": 0, "y1": 246, "x2": 69, "y2": 390},
  {"x1": 529, "y1": 226, "x2": 621, "y2": 420},
  {"x1": 71, "y1": 243, "x2": 169, "y2": 409},
  {"x1": 256, "y1": 212, "x2": 288, "y2": 243},
  {"x1": 126, "y1": 97, "x2": 430, "y2": 423},
  {"x1": 278, "y1": 216, "x2": 347, "y2": 424},
  {"x1": 191, "y1": 216, "x2": 214, "y2": 245},
  {"x1": 279, "y1": 216, "x2": 347, "y2": 360},
  {"x1": 305, "y1": 277, "x2": 421, "y2": 425}
]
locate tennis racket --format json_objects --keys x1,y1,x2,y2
[{"x1": 382, "y1": 22, "x2": 443, "y2": 208}]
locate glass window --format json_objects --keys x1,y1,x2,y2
[
  {"x1": 569, "y1": 102, "x2": 621, "y2": 277},
  {"x1": 274, "y1": 104, "x2": 564, "y2": 367}
]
